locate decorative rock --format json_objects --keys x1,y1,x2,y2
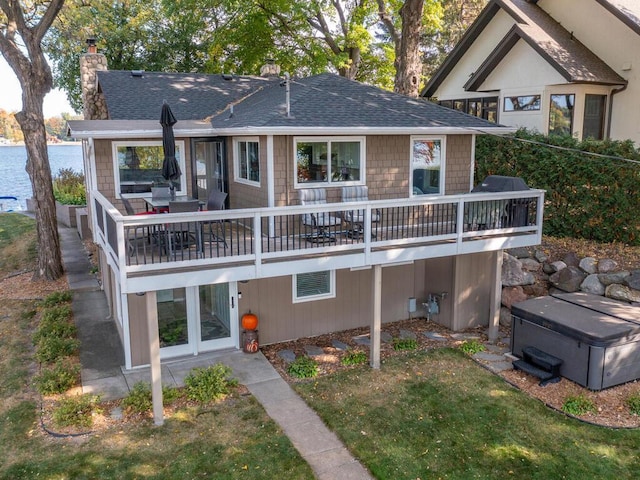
[
  {"x1": 381, "y1": 331, "x2": 393, "y2": 343},
  {"x1": 331, "y1": 339, "x2": 350, "y2": 351},
  {"x1": 499, "y1": 306, "x2": 512, "y2": 327},
  {"x1": 508, "y1": 247, "x2": 531, "y2": 259},
  {"x1": 353, "y1": 334, "x2": 370, "y2": 346},
  {"x1": 110, "y1": 406, "x2": 123, "y2": 421},
  {"x1": 502, "y1": 253, "x2": 535, "y2": 287},
  {"x1": 520, "y1": 258, "x2": 542, "y2": 272},
  {"x1": 598, "y1": 258, "x2": 618, "y2": 273},
  {"x1": 500, "y1": 336, "x2": 511, "y2": 346},
  {"x1": 304, "y1": 345, "x2": 325, "y2": 357},
  {"x1": 580, "y1": 274, "x2": 605, "y2": 295},
  {"x1": 549, "y1": 266, "x2": 587, "y2": 293},
  {"x1": 533, "y1": 249, "x2": 548, "y2": 263},
  {"x1": 598, "y1": 271, "x2": 630, "y2": 286},
  {"x1": 278, "y1": 349, "x2": 297, "y2": 363},
  {"x1": 579, "y1": 257, "x2": 598, "y2": 274},
  {"x1": 548, "y1": 260, "x2": 567, "y2": 274},
  {"x1": 562, "y1": 252, "x2": 580, "y2": 267},
  {"x1": 606, "y1": 284, "x2": 640, "y2": 303},
  {"x1": 522, "y1": 283, "x2": 548, "y2": 297},
  {"x1": 624, "y1": 272, "x2": 640, "y2": 291},
  {"x1": 399, "y1": 329, "x2": 417, "y2": 340},
  {"x1": 423, "y1": 332, "x2": 447, "y2": 341},
  {"x1": 501, "y1": 286, "x2": 528, "y2": 309}
]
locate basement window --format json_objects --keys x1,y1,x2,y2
[{"x1": 293, "y1": 270, "x2": 335, "y2": 303}]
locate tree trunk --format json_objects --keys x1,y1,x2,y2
[{"x1": 394, "y1": 0, "x2": 424, "y2": 97}]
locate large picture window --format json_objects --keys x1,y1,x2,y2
[
  {"x1": 113, "y1": 141, "x2": 185, "y2": 197},
  {"x1": 295, "y1": 137, "x2": 364, "y2": 186},
  {"x1": 504, "y1": 95, "x2": 541, "y2": 111},
  {"x1": 549, "y1": 94, "x2": 575, "y2": 136},
  {"x1": 293, "y1": 271, "x2": 335, "y2": 303},
  {"x1": 411, "y1": 137, "x2": 444, "y2": 196},
  {"x1": 234, "y1": 138, "x2": 260, "y2": 185}
]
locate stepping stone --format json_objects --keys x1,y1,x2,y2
[
  {"x1": 485, "y1": 361, "x2": 514, "y2": 373},
  {"x1": 381, "y1": 332, "x2": 393, "y2": 343},
  {"x1": 332, "y1": 339, "x2": 350, "y2": 351},
  {"x1": 484, "y1": 344, "x2": 508, "y2": 354},
  {"x1": 423, "y1": 332, "x2": 448, "y2": 341},
  {"x1": 304, "y1": 345, "x2": 325, "y2": 357},
  {"x1": 451, "y1": 333, "x2": 481, "y2": 340},
  {"x1": 501, "y1": 336, "x2": 511, "y2": 346},
  {"x1": 399, "y1": 329, "x2": 417, "y2": 340},
  {"x1": 353, "y1": 334, "x2": 370, "y2": 346},
  {"x1": 472, "y1": 352, "x2": 506, "y2": 362},
  {"x1": 110, "y1": 406, "x2": 123, "y2": 421},
  {"x1": 278, "y1": 349, "x2": 296, "y2": 363}
]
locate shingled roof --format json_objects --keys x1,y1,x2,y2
[
  {"x1": 96, "y1": 70, "x2": 277, "y2": 120},
  {"x1": 423, "y1": 0, "x2": 629, "y2": 97}
]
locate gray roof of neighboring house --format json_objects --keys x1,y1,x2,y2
[
  {"x1": 96, "y1": 70, "x2": 277, "y2": 120},
  {"x1": 423, "y1": 0, "x2": 629, "y2": 97}
]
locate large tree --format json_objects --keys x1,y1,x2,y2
[{"x1": 0, "y1": 0, "x2": 65, "y2": 280}]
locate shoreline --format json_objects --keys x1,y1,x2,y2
[{"x1": 0, "y1": 142, "x2": 81, "y2": 147}]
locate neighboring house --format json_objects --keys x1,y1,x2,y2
[
  {"x1": 67, "y1": 49, "x2": 544, "y2": 374},
  {"x1": 422, "y1": 0, "x2": 640, "y2": 144}
]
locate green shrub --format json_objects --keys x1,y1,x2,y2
[
  {"x1": 33, "y1": 359, "x2": 80, "y2": 395},
  {"x1": 562, "y1": 395, "x2": 597, "y2": 416},
  {"x1": 39, "y1": 291, "x2": 72, "y2": 308},
  {"x1": 287, "y1": 356, "x2": 319, "y2": 379},
  {"x1": 32, "y1": 306, "x2": 76, "y2": 344},
  {"x1": 625, "y1": 394, "x2": 640, "y2": 416},
  {"x1": 392, "y1": 337, "x2": 418, "y2": 351},
  {"x1": 52, "y1": 394, "x2": 101, "y2": 429},
  {"x1": 459, "y1": 339, "x2": 485, "y2": 355},
  {"x1": 35, "y1": 336, "x2": 80, "y2": 363},
  {"x1": 341, "y1": 350, "x2": 368, "y2": 366},
  {"x1": 122, "y1": 382, "x2": 152, "y2": 414},
  {"x1": 162, "y1": 385, "x2": 182, "y2": 404},
  {"x1": 52, "y1": 168, "x2": 86, "y2": 205},
  {"x1": 184, "y1": 364, "x2": 238, "y2": 403}
]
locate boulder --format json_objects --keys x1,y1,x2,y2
[
  {"x1": 520, "y1": 258, "x2": 542, "y2": 272},
  {"x1": 546, "y1": 260, "x2": 567, "y2": 274},
  {"x1": 508, "y1": 247, "x2": 531, "y2": 259},
  {"x1": 499, "y1": 306, "x2": 512, "y2": 328},
  {"x1": 549, "y1": 266, "x2": 587, "y2": 293},
  {"x1": 598, "y1": 258, "x2": 618, "y2": 273},
  {"x1": 598, "y1": 271, "x2": 630, "y2": 286},
  {"x1": 502, "y1": 253, "x2": 535, "y2": 287},
  {"x1": 606, "y1": 284, "x2": 640, "y2": 303},
  {"x1": 624, "y1": 272, "x2": 640, "y2": 291},
  {"x1": 562, "y1": 252, "x2": 580, "y2": 268},
  {"x1": 578, "y1": 257, "x2": 597, "y2": 274},
  {"x1": 501, "y1": 286, "x2": 528, "y2": 309},
  {"x1": 523, "y1": 283, "x2": 548, "y2": 297},
  {"x1": 580, "y1": 274, "x2": 605, "y2": 295},
  {"x1": 533, "y1": 249, "x2": 548, "y2": 263}
]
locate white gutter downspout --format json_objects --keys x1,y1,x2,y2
[
  {"x1": 606, "y1": 84, "x2": 628, "y2": 139},
  {"x1": 267, "y1": 135, "x2": 275, "y2": 237}
]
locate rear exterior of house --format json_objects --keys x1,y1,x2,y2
[
  {"x1": 69, "y1": 52, "x2": 544, "y2": 370},
  {"x1": 422, "y1": 0, "x2": 640, "y2": 144}
]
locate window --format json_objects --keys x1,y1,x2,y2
[
  {"x1": 436, "y1": 96, "x2": 498, "y2": 123},
  {"x1": 293, "y1": 271, "x2": 335, "y2": 303},
  {"x1": 583, "y1": 94, "x2": 606, "y2": 140},
  {"x1": 234, "y1": 138, "x2": 260, "y2": 185},
  {"x1": 504, "y1": 95, "x2": 541, "y2": 111},
  {"x1": 295, "y1": 137, "x2": 364, "y2": 186},
  {"x1": 411, "y1": 137, "x2": 444, "y2": 196},
  {"x1": 113, "y1": 141, "x2": 185, "y2": 197},
  {"x1": 549, "y1": 94, "x2": 575, "y2": 136}
]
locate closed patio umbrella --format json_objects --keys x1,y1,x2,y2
[{"x1": 160, "y1": 102, "x2": 181, "y2": 197}]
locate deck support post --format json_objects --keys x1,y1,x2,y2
[
  {"x1": 488, "y1": 250, "x2": 503, "y2": 342},
  {"x1": 145, "y1": 290, "x2": 164, "y2": 426},
  {"x1": 371, "y1": 264, "x2": 382, "y2": 369}
]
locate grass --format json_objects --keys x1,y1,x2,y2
[
  {"x1": 295, "y1": 348, "x2": 640, "y2": 479},
  {"x1": 0, "y1": 213, "x2": 36, "y2": 272}
]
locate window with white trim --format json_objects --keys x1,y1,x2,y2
[
  {"x1": 113, "y1": 140, "x2": 186, "y2": 198},
  {"x1": 295, "y1": 137, "x2": 364, "y2": 186},
  {"x1": 234, "y1": 138, "x2": 260, "y2": 185},
  {"x1": 293, "y1": 270, "x2": 335, "y2": 303},
  {"x1": 411, "y1": 137, "x2": 445, "y2": 196}
]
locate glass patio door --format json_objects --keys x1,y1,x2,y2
[
  {"x1": 193, "y1": 138, "x2": 228, "y2": 206},
  {"x1": 157, "y1": 288, "x2": 194, "y2": 358},
  {"x1": 197, "y1": 282, "x2": 238, "y2": 351}
]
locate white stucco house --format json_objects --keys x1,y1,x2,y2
[{"x1": 422, "y1": 0, "x2": 640, "y2": 144}]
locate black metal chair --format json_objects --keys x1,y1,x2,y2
[
  {"x1": 166, "y1": 200, "x2": 203, "y2": 258},
  {"x1": 299, "y1": 188, "x2": 342, "y2": 242},
  {"x1": 341, "y1": 186, "x2": 380, "y2": 239},
  {"x1": 206, "y1": 190, "x2": 228, "y2": 247}
]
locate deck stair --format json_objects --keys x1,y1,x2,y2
[{"x1": 513, "y1": 346, "x2": 563, "y2": 386}]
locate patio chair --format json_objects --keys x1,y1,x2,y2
[
  {"x1": 206, "y1": 189, "x2": 228, "y2": 247},
  {"x1": 121, "y1": 197, "x2": 156, "y2": 255},
  {"x1": 166, "y1": 200, "x2": 203, "y2": 258},
  {"x1": 341, "y1": 186, "x2": 380, "y2": 239},
  {"x1": 151, "y1": 186, "x2": 171, "y2": 213},
  {"x1": 299, "y1": 188, "x2": 342, "y2": 243}
]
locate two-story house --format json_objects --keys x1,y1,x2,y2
[
  {"x1": 422, "y1": 0, "x2": 640, "y2": 144},
  {"x1": 67, "y1": 50, "x2": 544, "y2": 373}
]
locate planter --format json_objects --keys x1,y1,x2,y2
[{"x1": 56, "y1": 201, "x2": 85, "y2": 228}]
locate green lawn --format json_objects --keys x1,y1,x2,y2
[{"x1": 295, "y1": 349, "x2": 640, "y2": 479}]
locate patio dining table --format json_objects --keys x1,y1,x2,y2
[{"x1": 143, "y1": 195, "x2": 205, "y2": 214}]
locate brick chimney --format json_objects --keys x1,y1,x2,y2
[
  {"x1": 260, "y1": 59, "x2": 281, "y2": 77},
  {"x1": 80, "y1": 38, "x2": 109, "y2": 120}
]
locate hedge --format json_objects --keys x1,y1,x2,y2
[{"x1": 475, "y1": 129, "x2": 640, "y2": 245}]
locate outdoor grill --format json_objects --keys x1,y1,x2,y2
[
  {"x1": 470, "y1": 175, "x2": 531, "y2": 227},
  {"x1": 511, "y1": 292, "x2": 640, "y2": 391}
]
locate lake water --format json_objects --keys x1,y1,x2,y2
[{"x1": 0, "y1": 144, "x2": 84, "y2": 211}]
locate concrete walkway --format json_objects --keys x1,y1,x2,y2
[{"x1": 59, "y1": 225, "x2": 373, "y2": 480}]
